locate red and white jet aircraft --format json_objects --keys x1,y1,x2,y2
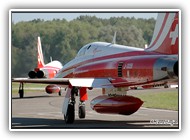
[
  {"x1": 12, "y1": 12, "x2": 179, "y2": 124},
  {"x1": 17, "y1": 36, "x2": 63, "y2": 97},
  {"x1": 28, "y1": 36, "x2": 62, "y2": 79}
]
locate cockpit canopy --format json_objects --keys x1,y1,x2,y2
[
  {"x1": 76, "y1": 42, "x2": 112, "y2": 58},
  {"x1": 76, "y1": 42, "x2": 144, "y2": 58},
  {"x1": 76, "y1": 43, "x2": 92, "y2": 57}
]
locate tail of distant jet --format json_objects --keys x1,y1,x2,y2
[
  {"x1": 28, "y1": 36, "x2": 62, "y2": 78},
  {"x1": 37, "y1": 36, "x2": 45, "y2": 68},
  {"x1": 145, "y1": 12, "x2": 179, "y2": 54}
]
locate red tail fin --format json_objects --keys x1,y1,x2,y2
[
  {"x1": 37, "y1": 36, "x2": 45, "y2": 68},
  {"x1": 145, "y1": 12, "x2": 179, "y2": 54}
]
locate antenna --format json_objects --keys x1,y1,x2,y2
[
  {"x1": 144, "y1": 44, "x2": 148, "y2": 49},
  {"x1": 112, "y1": 31, "x2": 117, "y2": 44}
]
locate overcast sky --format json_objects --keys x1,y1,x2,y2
[{"x1": 12, "y1": 12, "x2": 158, "y2": 23}]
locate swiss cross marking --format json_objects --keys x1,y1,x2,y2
[{"x1": 169, "y1": 24, "x2": 178, "y2": 45}]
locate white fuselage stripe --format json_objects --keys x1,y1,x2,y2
[{"x1": 147, "y1": 13, "x2": 175, "y2": 51}]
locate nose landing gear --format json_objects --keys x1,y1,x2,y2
[{"x1": 63, "y1": 86, "x2": 88, "y2": 124}]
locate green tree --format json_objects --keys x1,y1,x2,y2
[{"x1": 11, "y1": 15, "x2": 155, "y2": 77}]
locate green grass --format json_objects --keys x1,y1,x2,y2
[
  {"x1": 12, "y1": 82, "x2": 48, "y2": 88},
  {"x1": 11, "y1": 82, "x2": 48, "y2": 94},
  {"x1": 134, "y1": 90, "x2": 178, "y2": 111}
]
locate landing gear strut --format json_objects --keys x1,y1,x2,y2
[{"x1": 18, "y1": 82, "x2": 24, "y2": 98}]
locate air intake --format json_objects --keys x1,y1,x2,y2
[{"x1": 118, "y1": 62, "x2": 123, "y2": 77}]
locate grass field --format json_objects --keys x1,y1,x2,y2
[
  {"x1": 11, "y1": 82, "x2": 178, "y2": 111},
  {"x1": 11, "y1": 82, "x2": 48, "y2": 94},
  {"x1": 134, "y1": 90, "x2": 178, "y2": 111}
]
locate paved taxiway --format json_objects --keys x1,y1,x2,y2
[{"x1": 11, "y1": 88, "x2": 179, "y2": 129}]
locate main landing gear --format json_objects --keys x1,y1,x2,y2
[
  {"x1": 78, "y1": 101, "x2": 85, "y2": 119},
  {"x1": 18, "y1": 82, "x2": 24, "y2": 98},
  {"x1": 63, "y1": 86, "x2": 87, "y2": 124}
]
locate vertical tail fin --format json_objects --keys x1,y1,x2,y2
[
  {"x1": 37, "y1": 36, "x2": 45, "y2": 68},
  {"x1": 145, "y1": 12, "x2": 179, "y2": 54}
]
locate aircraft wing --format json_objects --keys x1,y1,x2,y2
[
  {"x1": 12, "y1": 78, "x2": 70, "y2": 85},
  {"x1": 12, "y1": 78, "x2": 113, "y2": 88},
  {"x1": 69, "y1": 78, "x2": 113, "y2": 88}
]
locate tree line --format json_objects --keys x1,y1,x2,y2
[{"x1": 11, "y1": 15, "x2": 155, "y2": 77}]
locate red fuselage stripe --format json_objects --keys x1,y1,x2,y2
[{"x1": 61, "y1": 51, "x2": 158, "y2": 77}]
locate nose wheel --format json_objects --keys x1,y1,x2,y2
[
  {"x1": 64, "y1": 87, "x2": 87, "y2": 124},
  {"x1": 64, "y1": 87, "x2": 77, "y2": 124},
  {"x1": 64, "y1": 103, "x2": 75, "y2": 124}
]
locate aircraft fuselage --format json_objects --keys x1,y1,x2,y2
[{"x1": 56, "y1": 42, "x2": 178, "y2": 88}]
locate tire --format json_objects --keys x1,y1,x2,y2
[
  {"x1": 19, "y1": 89, "x2": 24, "y2": 98},
  {"x1": 64, "y1": 104, "x2": 75, "y2": 124},
  {"x1": 164, "y1": 85, "x2": 169, "y2": 88},
  {"x1": 78, "y1": 105, "x2": 85, "y2": 119},
  {"x1": 58, "y1": 91, "x2": 61, "y2": 96}
]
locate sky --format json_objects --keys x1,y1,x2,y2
[{"x1": 11, "y1": 12, "x2": 158, "y2": 23}]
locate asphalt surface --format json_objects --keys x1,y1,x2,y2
[{"x1": 11, "y1": 88, "x2": 179, "y2": 130}]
